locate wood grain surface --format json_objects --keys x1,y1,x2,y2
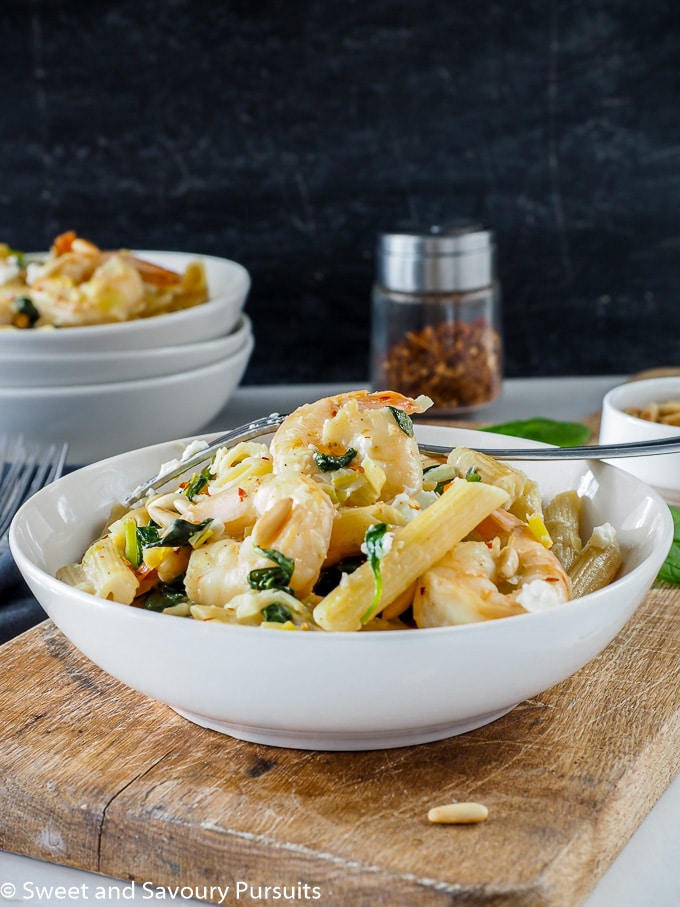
[{"x1": 0, "y1": 581, "x2": 678, "y2": 907}]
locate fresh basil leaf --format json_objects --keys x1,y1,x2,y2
[
  {"x1": 482, "y1": 417, "x2": 591, "y2": 448},
  {"x1": 313, "y1": 448, "x2": 357, "y2": 472},
  {"x1": 658, "y1": 505, "x2": 680, "y2": 585},
  {"x1": 145, "y1": 518, "x2": 211, "y2": 548},
  {"x1": 361, "y1": 522, "x2": 389, "y2": 623},
  {"x1": 183, "y1": 466, "x2": 212, "y2": 500},
  {"x1": 388, "y1": 406, "x2": 414, "y2": 437},
  {"x1": 261, "y1": 602, "x2": 293, "y2": 624}
]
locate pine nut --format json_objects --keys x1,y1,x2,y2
[
  {"x1": 427, "y1": 802, "x2": 489, "y2": 824},
  {"x1": 251, "y1": 497, "x2": 294, "y2": 546},
  {"x1": 497, "y1": 545, "x2": 519, "y2": 579}
]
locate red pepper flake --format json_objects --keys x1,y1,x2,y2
[{"x1": 376, "y1": 318, "x2": 502, "y2": 411}]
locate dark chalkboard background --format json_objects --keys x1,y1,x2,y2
[{"x1": 2, "y1": 0, "x2": 679, "y2": 384}]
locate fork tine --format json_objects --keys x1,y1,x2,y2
[{"x1": 0, "y1": 437, "x2": 68, "y2": 540}]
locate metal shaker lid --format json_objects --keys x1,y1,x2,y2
[{"x1": 376, "y1": 225, "x2": 494, "y2": 293}]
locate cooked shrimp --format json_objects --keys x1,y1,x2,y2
[
  {"x1": 45, "y1": 231, "x2": 181, "y2": 288},
  {"x1": 269, "y1": 390, "x2": 432, "y2": 503},
  {"x1": 182, "y1": 477, "x2": 262, "y2": 540},
  {"x1": 28, "y1": 236, "x2": 102, "y2": 286},
  {"x1": 414, "y1": 542, "x2": 521, "y2": 627},
  {"x1": 30, "y1": 253, "x2": 146, "y2": 325},
  {"x1": 185, "y1": 470, "x2": 335, "y2": 606},
  {"x1": 413, "y1": 509, "x2": 571, "y2": 628},
  {"x1": 475, "y1": 508, "x2": 571, "y2": 609},
  {"x1": 184, "y1": 538, "x2": 244, "y2": 606},
  {"x1": 241, "y1": 471, "x2": 335, "y2": 598}
]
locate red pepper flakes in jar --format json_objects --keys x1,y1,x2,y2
[{"x1": 371, "y1": 226, "x2": 503, "y2": 415}]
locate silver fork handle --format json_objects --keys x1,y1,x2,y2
[
  {"x1": 420, "y1": 436, "x2": 680, "y2": 460},
  {"x1": 121, "y1": 416, "x2": 680, "y2": 508}
]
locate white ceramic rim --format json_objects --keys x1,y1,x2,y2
[
  {"x1": 0, "y1": 331, "x2": 254, "y2": 398},
  {"x1": 603, "y1": 378, "x2": 680, "y2": 437},
  {"x1": 0, "y1": 312, "x2": 251, "y2": 368}
]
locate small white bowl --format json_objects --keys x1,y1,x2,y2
[
  {"x1": 0, "y1": 314, "x2": 252, "y2": 387},
  {"x1": 600, "y1": 377, "x2": 680, "y2": 503},
  {"x1": 0, "y1": 333, "x2": 253, "y2": 464},
  {"x1": 9, "y1": 424, "x2": 672, "y2": 751},
  {"x1": 0, "y1": 251, "x2": 250, "y2": 353}
]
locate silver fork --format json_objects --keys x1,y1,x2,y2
[
  {"x1": 120, "y1": 412, "x2": 680, "y2": 509},
  {"x1": 0, "y1": 436, "x2": 69, "y2": 544},
  {"x1": 120, "y1": 413, "x2": 285, "y2": 508}
]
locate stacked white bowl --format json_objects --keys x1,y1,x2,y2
[{"x1": 0, "y1": 251, "x2": 254, "y2": 464}]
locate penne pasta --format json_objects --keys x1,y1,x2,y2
[
  {"x1": 544, "y1": 490, "x2": 583, "y2": 571},
  {"x1": 446, "y1": 446, "x2": 528, "y2": 508},
  {"x1": 312, "y1": 479, "x2": 510, "y2": 632},
  {"x1": 508, "y1": 478, "x2": 544, "y2": 524},
  {"x1": 78, "y1": 536, "x2": 139, "y2": 604},
  {"x1": 324, "y1": 502, "x2": 408, "y2": 566},
  {"x1": 568, "y1": 524, "x2": 622, "y2": 598}
]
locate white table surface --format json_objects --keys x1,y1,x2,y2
[{"x1": 1, "y1": 376, "x2": 678, "y2": 907}]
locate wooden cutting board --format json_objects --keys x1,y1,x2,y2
[{"x1": 0, "y1": 581, "x2": 678, "y2": 907}]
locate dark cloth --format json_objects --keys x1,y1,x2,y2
[
  {"x1": 0, "y1": 547, "x2": 47, "y2": 645},
  {"x1": 0, "y1": 463, "x2": 78, "y2": 645}
]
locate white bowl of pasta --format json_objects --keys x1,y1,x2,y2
[
  {"x1": 9, "y1": 403, "x2": 673, "y2": 751},
  {"x1": 0, "y1": 243, "x2": 250, "y2": 352}
]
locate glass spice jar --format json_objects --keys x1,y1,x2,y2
[{"x1": 370, "y1": 225, "x2": 503, "y2": 415}]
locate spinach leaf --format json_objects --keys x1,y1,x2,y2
[
  {"x1": 124, "y1": 521, "x2": 161, "y2": 567},
  {"x1": 248, "y1": 547, "x2": 295, "y2": 596},
  {"x1": 658, "y1": 505, "x2": 680, "y2": 585},
  {"x1": 144, "y1": 577, "x2": 189, "y2": 612},
  {"x1": 313, "y1": 448, "x2": 357, "y2": 472},
  {"x1": 13, "y1": 296, "x2": 40, "y2": 327},
  {"x1": 360, "y1": 522, "x2": 389, "y2": 623},
  {"x1": 137, "y1": 523, "x2": 161, "y2": 547},
  {"x1": 261, "y1": 602, "x2": 293, "y2": 624},
  {"x1": 313, "y1": 555, "x2": 365, "y2": 596},
  {"x1": 388, "y1": 406, "x2": 414, "y2": 437},
  {"x1": 482, "y1": 417, "x2": 591, "y2": 448},
  {"x1": 145, "y1": 518, "x2": 211, "y2": 548}
]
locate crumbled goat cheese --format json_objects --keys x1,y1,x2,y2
[
  {"x1": 515, "y1": 579, "x2": 563, "y2": 613},
  {"x1": 589, "y1": 522, "x2": 617, "y2": 548},
  {"x1": 157, "y1": 439, "x2": 210, "y2": 478},
  {"x1": 361, "y1": 530, "x2": 395, "y2": 556}
]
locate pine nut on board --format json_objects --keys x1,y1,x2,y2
[{"x1": 427, "y1": 802, "x2": 489, "y2": 824}]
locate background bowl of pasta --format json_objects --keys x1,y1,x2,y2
[
  {"x1": 0, "y1": 250, "x2": 250, "y2": 353},
  {"x1": 600, "y1": 376, "x2": 680, "y2": 503},
  {"x1": 9, "y1": 422, "x2": 672, "y2": 751}
]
